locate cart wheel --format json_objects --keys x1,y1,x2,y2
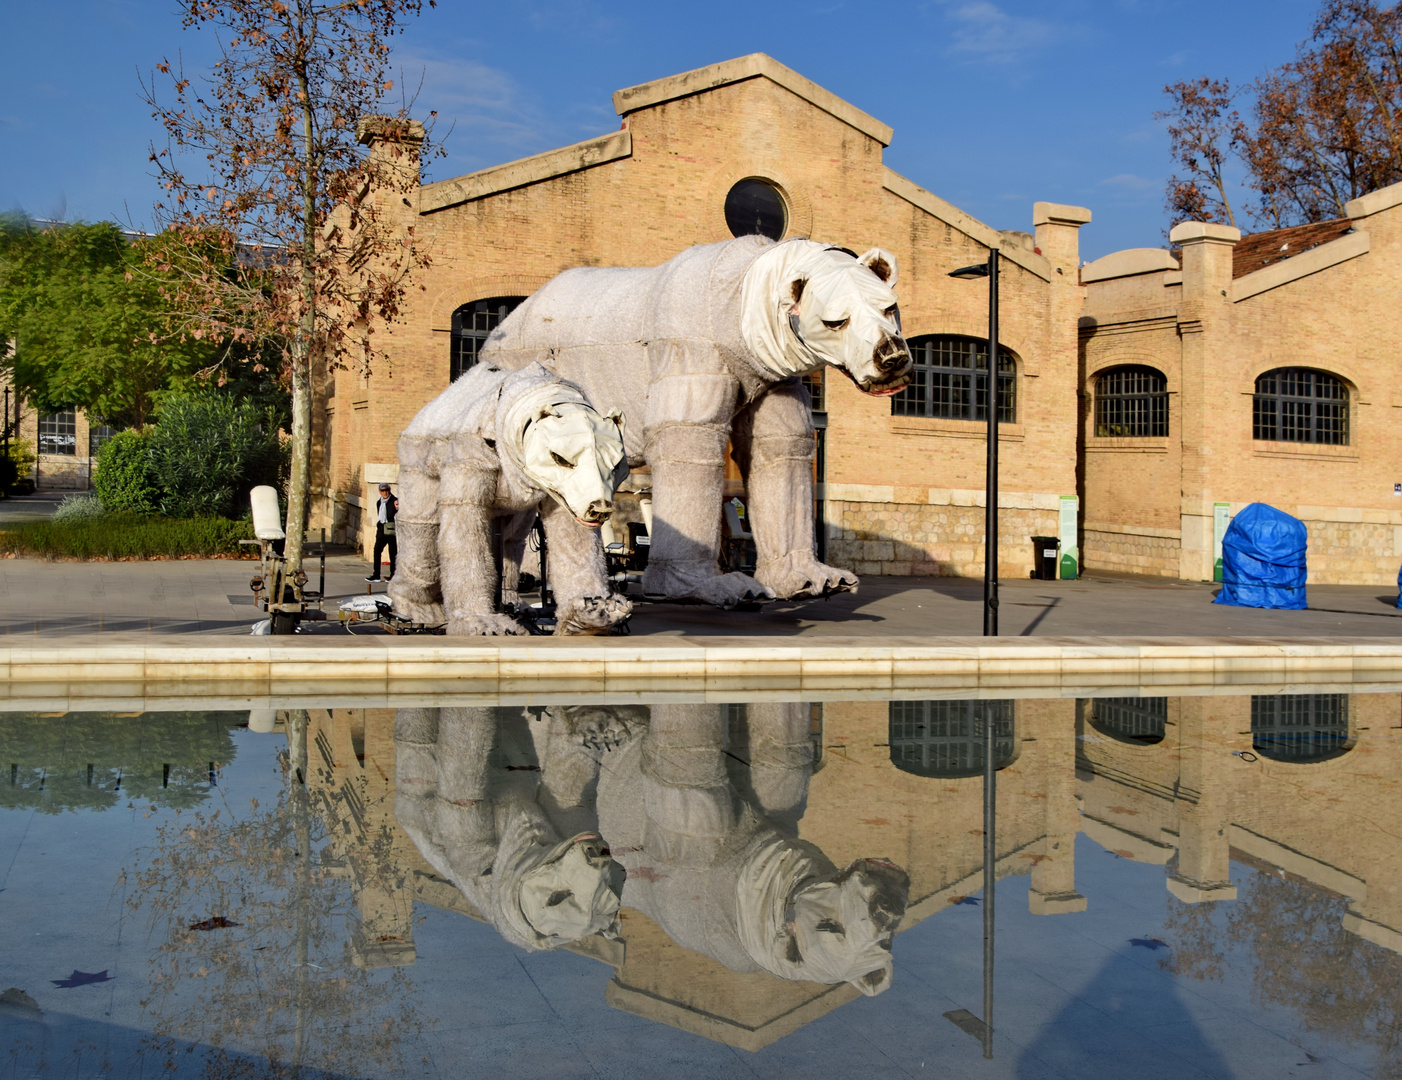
[{"x1": 271, "y1": 611, "x2": 299, "y2": 635}]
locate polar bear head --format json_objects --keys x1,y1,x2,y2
[
  {"x1": 519, "y1": 402, "x2": 628, "y2": 527},
  {"x1": 500, "y1": 364, "x2": 629, "y2": 528},
  {"x1": 742, "y1": 241, "x2": 912, "y2": 395}
]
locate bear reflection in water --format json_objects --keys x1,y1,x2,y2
[{"x1": 393, "y1": 703, "x2": 910, "y2": 995}]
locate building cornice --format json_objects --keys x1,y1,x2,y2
[
  {"x1": 417, "y1": 129, "x2": 633, "y2": 214},
  {"x1": 1230, "y1": 228, "x2": 1369, "y2": 302},
  {"x1": 881, "y1": 169, "x2": 1053, "y2": 282},
  {"x1": 612, "y1": 53, "x2": 893, "y2": 147}
]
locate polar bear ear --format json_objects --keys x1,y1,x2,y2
[
  {"x1": 857, "y1": 248, "x2": 898, "y2": 287},
  {"x1": 605, "y1": 408, "x2": 624, "y2": 430},
  {"x1": 786, "y1": 275, "x2": 807, "y2": 312}
]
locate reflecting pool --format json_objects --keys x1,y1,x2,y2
[{"x1": 3, "y1": 693, "x2": 1400, "y2": 1077}]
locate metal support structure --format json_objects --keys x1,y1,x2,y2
[
  {"x1": 981, "y1": 700, "x2": 996, "y2": 1059},
  {"x1": 949, "y1": 249, "x2": 1002, "y2": 637},
  {"x1": 984, "y1": 249, "x2": 1000, "y2": 637}
]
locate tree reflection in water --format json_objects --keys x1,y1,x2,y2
[
  {"x1": 1164, "y1": 865, "x2": 1402, "y2": 1072},
  {"x1": 126, "y1": 710, "x2": 426, "y2": 1078}
]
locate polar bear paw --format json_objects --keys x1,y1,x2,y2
[
  {"x1": 757, "y1": 554, "x2": 859, "y2": 600},
  {"x1": 642, "y1": 562, "x2": 776, "y2": 609},
  {"x1": 446, "y1": 611, "x2": 530, "y2": 637},
  {"x1": 386, "y1": 580, "x2": 445, "y2": 622},
  {"x1": 554, "y1": 594, "x2": 633, "y2": 636}
]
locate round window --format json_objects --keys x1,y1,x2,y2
[{"x1": 724, "y1": 178, "x2": 787, "y2": 240}]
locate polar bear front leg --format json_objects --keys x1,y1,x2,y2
[
  {"x1": 733, "y1": 380, "x2": 858, "y2": 599},
  {"x1": 537, "y1": 499, "x2": 632, "y2": 635},
  {"x1": 387, "y1": 462, "x2": 447, "y2": 626},
  {"x1": 438, "y1": 464, "x2": 529, "y2": 637},
  {"x1": 640, "y1": 421, "x2": 774, "y2": 608}
]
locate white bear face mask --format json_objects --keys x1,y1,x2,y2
[
  {"x1": 516, "y1": 833, "x2": 624, "y2": 944},
  {"x1": 519, "y1": 402, "x2": 628, "y2": 527},
  {"x1": 742, "y1": 241, "x2": 912, "y2": 396}
]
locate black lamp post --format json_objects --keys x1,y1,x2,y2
[{"x1": 949, "y1": 249, "x2": 1001, "y2": 636}]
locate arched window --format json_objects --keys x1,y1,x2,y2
[
  {"x1": 450, "y1": 296, "x2": 526, "y2": 381},
  {"x1": 1090, "y1": 697, "x2": 1167, "y2": 745},
  {"x1": 889, "y1": 700, "x2": 1015, "y2": 778},
  {"x1": 891, "y1": 335, "x2": 1016, "y2": 423},
  {"x1": 1253, "y1": 368, "x2": 1348, "y2": 445},
  {"x1": 1251, "y1": 694, "x2": 1350, "y2": 762},
  {"x1": 1095, "y1": 365, "x2": 1168, "y2": 437},
  {"x1": 724, "y1": 178, "x2": 787, "y2": 240}
]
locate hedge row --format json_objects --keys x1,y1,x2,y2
[{"x1": 0, "y1": 513, "x2": 254, "y2": 559}]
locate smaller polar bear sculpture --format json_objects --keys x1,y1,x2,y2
[{"x1": 388, "y1": 361, "x2": 631, "y2": 636}]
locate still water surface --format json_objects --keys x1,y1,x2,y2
[{"x1": 1, "y1": 693, "x2": 1396, "y2": 1078}]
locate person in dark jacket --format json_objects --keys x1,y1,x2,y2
[{"x1": 367, "y1": 483, "x2": 398, "y2": 581}]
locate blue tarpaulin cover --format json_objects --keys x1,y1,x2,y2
[
  {"x1": 1396, "y1": 563, "x2": 1402, "y2": 609},
  {"x1": 1213, "y1": 502, "x2": 1307, "y2": 610}
]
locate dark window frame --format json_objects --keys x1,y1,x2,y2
[
  {"x1": 891, "y1": 335, "x2": 1016, "y2": 424},
  {"x1": 450, "y1": 296, "x2": 527, "y2": 382},
  {"x1": 1094, "y1": 365, "x2": 1169, "y2": 438},
  {"x1": 1090, "y1": 697, "x2": 1168, "y2": 745},
  {"x1": 1251, "y1": 694, "x2": 1351, "y2": 762},
  {"x1": 1252, "y1": 367, "x2": 1349, "y2": 445},
  {"x1": 38, "y1": 408, "x2": 77, "y2": 456},
  {"x1": 888, "y1": 700, "x2": 1016, "y2": 778},
  {"x1": 724, "y1": 178, "x2": 787, "y2": 241}
]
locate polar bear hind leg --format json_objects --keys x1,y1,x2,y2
[
  {"x1": 437, "y1": 464, "x2": 528, "y2": 636},
  {"x1": 638, "y1": 365, "x2": 774, "y2": 607},
  {"x1": 732, "y1": 380, "x2": 858, "y2": 600}
]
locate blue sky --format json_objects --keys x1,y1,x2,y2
[{"x1": 2, "y1": 0, "x2": 1321, "y2": 259}]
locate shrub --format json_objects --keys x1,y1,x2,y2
[
  {"x1": 148, "y1": 391, "x2": 286, "y2": 519},
  {"x1": 0, "y1": 513, "x2": 253, "y2": 559},
  {"x1": 53, "y1": 492, "x2": 107, "y2": 523},
  {"x1": 1, "y1": 439, "x2": 36, "y2": 496},
  {"x1": 94, "y1": 430, "x2": 158, "y2": 514}
]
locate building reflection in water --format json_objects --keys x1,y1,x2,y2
[{"x1": 289, "y1": 690, "x2": 1402, "y2": 1062}]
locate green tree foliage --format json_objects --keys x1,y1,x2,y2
[
  {"x1": 93, "y1": 429, "x2": 158, "y2": 513},
  {"x1": 147, "y1": 389, "x2": 286, "y2": 518},
  {"x1": 0, "y1": 711, "x2": 242, "y2": 813},
  {"x1": 0, "y1": 214, "x2": 211, "y2": 429}
]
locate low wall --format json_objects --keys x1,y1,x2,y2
[{"x1": 826, "y1": 499, "x2": 1057, "y2": 578}]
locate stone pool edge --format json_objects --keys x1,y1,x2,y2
[{"x1": 4, "y1": 634, "x2": 1402, "y2": 708}]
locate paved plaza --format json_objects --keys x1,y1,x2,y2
[{"x1": 3, "y1": 547, "x2": 1402, "y2": 638}]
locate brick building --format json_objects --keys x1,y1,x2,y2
[
  {"x1": 0, "y1": 375, "x2": 112, "y2": 492},
  {"x1": 319, "y1": 54, "x2": 1090, "y2": 580},
  {"x1": 1079, "y1": 181, "x2": 1402, "y2": 585}
]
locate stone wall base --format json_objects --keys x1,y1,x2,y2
[
  {"x1": 1083, "y1": 529, "x2": 1180, "y2": 579},
  {"x1": 825, "y1": 499, "x2": 1057, "y2": 578}
]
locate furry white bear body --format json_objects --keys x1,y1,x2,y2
[
  {"x1": 482, "y1": 236, "x2": 910, "y2": 606},
  {"x1": 389, "y1": 361, "x2": 629, "y2": 636}
]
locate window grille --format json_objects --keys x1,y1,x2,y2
[
  {"x1": 888, "y1": 700, "x2": 1015, "y2": 778},
  {"x1": 1095, "y1": 366, "x2": 1168, "y2": 437},
  {"x1": 801, "y1": 370, "x2": 825, "y2": 413},
  {"x1": 1252, "y1": 368, "x2": 1348, "y2": 445},
  {"x1": 38, "y1": 409, "x2": 77, "y2": 455},
  {"x1": 450, "y1": 297, "x2": 526, "y2": 381},
  {"x1": 891, "y1": 335, "x2": 1016, "y2": 423},
  {"x1": 1090, "y1": 697, "x2": 1167, "y2": 745},
  {"x1": 88, "y1": 423, "x2": 115, "y2": 459},
  {"x1": 1251, "y1": 694, "x2": 1350, "y2": 762}
]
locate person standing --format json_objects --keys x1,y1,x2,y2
[{"x1": 367, "y1": 482, "x2": 398, "y2": 581}]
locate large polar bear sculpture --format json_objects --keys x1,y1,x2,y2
[
  {"x1": 387, "y1": 361, "x2": 631, "y2": 636},
  {"x1": 594, "y1": 702, "x2": 911, "y2": 995},
  {"x1": 482, "y1": 236, "x2": 912, "y2": 607},
  {"x1": 393, "y1": 706, "x2": 625, "y2": 952}
]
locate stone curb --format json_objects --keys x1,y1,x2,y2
[{"x1": 3, "y1": 634, "x2": 1401, "y2": 710}]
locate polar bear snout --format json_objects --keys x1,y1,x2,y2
[
  {"x1": 858, "y1": 333, "x2": 912, "y2": 395},
  {"x1": 579, "y1": 499, "x2": 613, "y2": 527}
]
